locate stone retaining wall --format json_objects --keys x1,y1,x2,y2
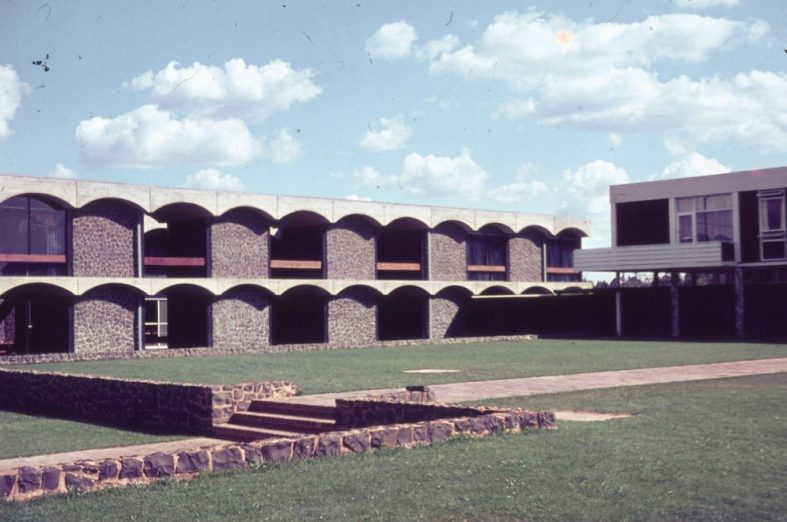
[
  {"x1": 0, "y1": 407, "x2": 555, "y2": 502},
  {"x1": 0, "y1": 334, "x2": 537, "y2": 366},
  {"x1": 335, "y1": 399, "x2": 499, "y2": 429},
  {"x1": 0, "y1": 368, "x2": 295, "y2": 431}
]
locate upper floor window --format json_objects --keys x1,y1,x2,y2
[
  {"x1": 758, "y1": 189, "x2": 786, "y2": 260},
  {"x1": 546, "y1": 235, "x2": 581, "y2": 282},
  {"x1": 0, "y1": 196, "x2": 67, "y2": 275},
  {"x1": 467, "y1": 229, "x2": 507, "y2": 281},
  {"x1": 676, "y1": 194, "x2": 732, "y2": 243}
]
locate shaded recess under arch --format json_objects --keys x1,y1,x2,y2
[
  {"x1": 271, "y1": 211, "x2": 329, "y2": 279},
  {"x1": 271, "y1": 285, "x2": 330, "y2": 345},
  {"x1": 0, "y1": 283, "x2": 71, "y2": 354},
  {"x1": 378, "y1": 285, "x2": 429, "y2": 341},
  {"x1": 148, "y1": 284, "x2": 213, "y2": 349},
  {"x1": 0, "y1": 194, "x2": 68, "y2": 277},
  {"x1": 145, "y1": 202, "x2": 212, "y2": 278},
  {"x1": 377, "y1": 217, "x2": 429, "y2": 280}
]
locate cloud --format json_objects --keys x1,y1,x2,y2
[
  {"x1": 561, "y1": 160, "x2": 630, "y2": 216},
  {"x1": 486, "y1": 164, "x2": 550, "y2": 203},
  {"x1": 608, "y1": 133, "x2": 622, "y2": 148},
  {"x1": 353, "y1": 149, "x2": 489, "y2": 200},
  {"x1": 651, "y1": 152, "x2": 729, "y2": 180},
  {"x1": 49, "y1": 163, "x2": 78, "y2": 179},
  {"x1": 675, "y1": 0, "x2": 739, "y2": 9},
  {"x1": 75, "y1": 104, "x2": 261, "y2": 168},
  {"x1": 366, "y1": 21, "x2": 418, "y2": 59},
  {"x1": 185, "y1": 168, "x2": 244, "y2": 191},
  {"x1": 127, "y1": 58, "x2": 321, "y2": 122},
  {"x1": 413, "y1": 12, "x2": 782, "y2": 150},
  {"x1": 0, "y1": 64, "x2": 30, "y2": 140},
  {"x1": 264, "y1": 129, "x2": 303, "y2": 163},
  {"x1": 359, "y1": 115, "x2": 413, "y2": 151}
]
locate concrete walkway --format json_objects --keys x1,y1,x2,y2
[
  {"x1": 3, "y1": 357, "x2": 786, "y2": 472},
  {"x1": 283, "y1": 357, "x2": 787, "y2": 405}
]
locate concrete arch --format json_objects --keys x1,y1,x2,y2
[
  {"x1": 556, "y1": 226, "x2": 588, "y2": 239},
  {"x1": 153, "y1": 281, "x2": 217, "y2": 297},
  {"x1": 480, "y1": 285, "x2": 516, "y2": 296},
  {"x1": 218, "y1": 205, "x2": 275, "y2": 224},
  {"x1": 218, "y1": 282, "x2": 275, "y2": 299},
  {"x1": 78, "y1": 196, "x2": 146, "y2": 215},
  {"x1": 518, "y1": 224, "x2": 552, "y2": 238},
  {"x1": 383, "y1": 216, "x2": 429, "y2": 231},
  {"x1": 280, "y1": 284, "x2": 332, "y2": 297},
  {"x1": 277, "y1": 210, "x2": 330, "y2": 228},
  {"x1": 433, "y1": 219, "x2": 473, "y2": 234},
  {"x1": 78, "y1": 279, "x2": 150, "y2": 296},
  {"x1": 522, "y1": 286, "x2": 554, "y2": 296},
  {"x1": 385, "y1": 284, "x2": 431, "y2": 297},
  {"x1": 151, "y1": 202, "x2": 213, "y2": 222},
  {"x1": 435, "y1": 285, "x2": 474, "y2": 299},
  {"x1": 334, "y1": 213, "x2": 382, "y2": 229},
  {"x1": 0, "y1": 281, "x2": 74, "y2": 299},
  {"x1": 335, "y1": 283, "x2": 383, "y2": 298},
  {"x1": 0, "y1": 192, "x2": 72, "y2": 210},
  {"x1": 476, "y1": 222, "x2": 514, "y2": 235}
]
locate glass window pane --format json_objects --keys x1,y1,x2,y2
[
  {"x1": 676, "y1": 198, "x2": 694, "y2": 212},
  {"x1": 765, "y1": 198, "x2": 783, "y2": 231},
  {"x1": 696, "y1": 210, "x2": 733, "y2": 242},
  {"x1": 679, "y1": 215, "x2": 693, "y2": 243},
  {"x1": 763, "y1": 240, "x2": 786, "y2": 260},
  {"x1": 0, "y1": 204, "x2": 28, "y2": 254},
  {"x1": 29, "y1": 206, "x2": 65, "y2": 255},
  {"x1": 705, "y1": 194, "x2": 731, "y2": 210}
]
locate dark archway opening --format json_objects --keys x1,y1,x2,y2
[
  {"x1": 0, "y1": 285, "x2": 70, "y2": 354},
  {"x1": 377, "y1": 218, "x2": 427, "y2": 280},
  {"x1": 378, "y1": 287, "x2": 428, "y2": 340},
  {"x1": 271, "y1": 288, "x2": 328, "y2": 345}
]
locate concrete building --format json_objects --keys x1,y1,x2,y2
[
  {"x1": 0, "y1": 174, "x2": 590, "y2": 357},
  {"x1": 576, "y1": 166, "x2": 787, "y2": 339}
]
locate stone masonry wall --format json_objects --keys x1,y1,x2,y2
[
  {"x1": 0, "y1": 368, "x2": 295, "y2": 432},
  {"x1": 73, "y1": 286, "x2": 139, "y2": 354},
  {"x1": 328, "y1": 288, "x2": 377, "y2": 346},
  {"x1": 212, "y1": 287, "x2": 270, "y2": 351},
  {"x1": 210, "y1": 208, "x2": 269, "y2": 278},
  {"x1": 326, "y1": 218, "x2": 377, "y2": 279},
  {"x1": 430, "y1": 289, "x2": 468, "y2": 340},
  {"x1": 0, "y1": 300, "x2": 13, "y2": 345},
  {"x1": 508, "y1": 231, "x2": 544, "y2": 282},
  {"x1": 0, "y1": 404, "x2": 554, "y2": 502},
  {"x1": 429, "y1": 223, "x2": 467, "y2": 281},
  {"x1": 72, "y1": 200, "x2": 138, "y2": 277}
]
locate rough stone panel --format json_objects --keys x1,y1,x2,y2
[
  {"x1": 212, "y1": 287, "x2": 270, "y2": 351},
  {"x1": 73, "y1": 286, "x2": 138, "y2": 354},
  {"x1": 210, "y1": 208, "x2": 269, "y2": 278},
  {"x1": 120, "y1": 458, "x2": 144, "y2": 479},
  {"x1": 316, "y1": 435, "x2": 341, "y2": 457},
  {"x1": 0, "y1": 473, "x2": 15, "y2": 498},
  {"x1": 412, "y1": 425, "x2": 428, "y2": 444},
  {"x1": 326, "y1": 218, "x2": 377, "y2": 280},
  {"x1": 517, "y1": 411, "x2": 539, "y2": 430},
  {"x1": 0, "y1": 300, "x2": 14, "y2": 344},
  {"x1": 508, "y1": 231, "x2": 543, "y2": 282},
  {"x1": 261, "y1": 439, "x2": 293, "y2": 463},
  {"x1": 538, "y1": 411, "x2": 557, "y2": 429},
  {"x1": 293, "y1": 436, "x2": 317, "y2": 459},
  {"x1": 430, "y1": 291, "x2": 467, "y2": 340},
  {"x1": 16, "y1": 466, "x2": 41, "y2": 494},
  {"x1": 72, "y1": 200, "x2": 138, "y2": 277},
  {"x1": 143, "y1": 452, "x2": 175, "y2": 478},
  {"x1": 428, "y1": 421, "x2": 454, "y2": 443},
  {"x1": 241, "y1": 445, "x2": 264, "y2": 466},
  {"x1": 98, "y1": 460, "x2": 119, "y2": 481},
  {"x1": 396, "y1": 426, "x2": 413, "y2": 446},
  {"x1": 41, "y1": 468, "x2": 60, "y2": 490},
  {"x1": 328, "y1": 289, "x2": 377, "y2": 347},
  {"x1": 65, "y1": 474, "x2": 95, "y2": 491},
  {"x1": 370, "y1": 427, "x2": 399, "y2": 449},
  {"x1": 429, "y1": 223, "x2": 467, "y2": 281},
  {"x1": 212, "y1": 447, "x2": 245, "y2": 471},
  {"x1": 176, "y1": 450, "x2": 211, "y2": 473},
  {"x1": 342, "y1": 431, "x2": 371, "y2": 454}
]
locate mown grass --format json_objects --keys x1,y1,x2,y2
[
  {"x1": 19, "y1": 339, "x2": 787, "y2": 394},
  {"x1": 0, "y1": 410, "x2": 186, "y2": 460},
  {"x1": 3, "y1": 373, "x2": 785, "y2": 521}
]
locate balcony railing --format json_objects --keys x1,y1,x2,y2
[{"x1": 575, "y1": 241, "x2": 735, "y2": 272}]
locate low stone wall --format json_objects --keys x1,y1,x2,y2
[
  {"x1": 0, "y1": 368, "x2": 295, "y2": 432},
  {"x1": 335, "y1": 399, "x2": 513, "y2": 429},
  {"x1": 0, "y1": 407, "x2": 555, "y2": 502},
  {"x1": 363, "y1": 385, "x2": 435, "y2": 404},
  {"x1": 0, "y1": 334, "x2": 538, "y2": 366}
]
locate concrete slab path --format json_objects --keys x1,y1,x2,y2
[{"x1": 283, "y1": 357, "x2": 787, "y2": 405}]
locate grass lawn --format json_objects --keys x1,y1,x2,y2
[
  {"x1": 3, "y1": 373, "x2": 785, "y2": 521},
  {"x1": 17, "y1": 339, "x2": 787, "y2": 394},
  {"x1": 0, "y1": 411, "x2": 187, "y2": 460}
]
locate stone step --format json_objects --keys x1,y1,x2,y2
[
  {"x1": 211, "y1": 423, "x2": 301, "y2": 443},
  {"x1": 230, "y1": 411, "x2": 336, "y2": 434},
  {"x1": 247, "y1": 400, "x2": 336, "y2": 420}
]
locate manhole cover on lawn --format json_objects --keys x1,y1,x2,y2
[
  {"x1": 402, "y1": 369, "x2": 461, "y2": 374},
  {"x1": 553, "y1": 410, "x2": 633, "y2": 422}
]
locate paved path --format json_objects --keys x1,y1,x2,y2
[
  {"x1": 3, "y1": 357, "x2": 786, "y2": 471},
  {"x1": 282, "y1": 357, "x2": 787, "y2": 405}
]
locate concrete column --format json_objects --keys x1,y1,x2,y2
[
  {"x1": 734, "y1": 267, "x2": 745, "y2": 338},
  {"x1": 670, "y1": 271, "x2": 680, "y2": 338},
  {"x1": 615, "y1": 290, "x2": 623, "y2": 337}
]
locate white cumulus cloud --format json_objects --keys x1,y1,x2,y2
[
  {"x1": 185, "y1": 168, "x2": 244, "y2": 191},
  {"x1": 49, "y1": 163, "x2": 78, "y2": 179},
  {"x1": 75, "y1": 104, "x2": 261, "y2": 168},
  {"x1": 359, "y1": 115, "x2": 413, "y2": 151},
  {"x1": 675, "y1": 0, "x2": 739, "y2": 9},
  {"x1": 486, "y1": 164, "x2": 550, "y2": 203},
  {"x1": 366, "y1": 21, "x2": 418, "y2": 59},
  {"x1": 561, "y1": 160, "x2": 630, "y2": 216},
  {"x1": 0, "y1": 64, "x2": 30, "y2": 140},
  {"x1": 264, "y1": 129, "x2": 303, "y2": 164},
  {"x1": 127, "y1": 58, "x2": 321, "y2": 122},
  {"x1": 353, "y1": 149, "x2": 489, "y2": 200},
  {"x1": 652, "y1": 152, "x2": 729, "y2": 180}
]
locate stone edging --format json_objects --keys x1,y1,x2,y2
[
  {"x1": 0, "y1": 335, "x2": 538, "y2": 366},
  {"x1": 0, "y1": 408, "x2": 555, "y2": 502}
]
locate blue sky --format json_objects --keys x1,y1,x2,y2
[{"x1": 1, "y1": 0, "x2": 786, "y2": 246}]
